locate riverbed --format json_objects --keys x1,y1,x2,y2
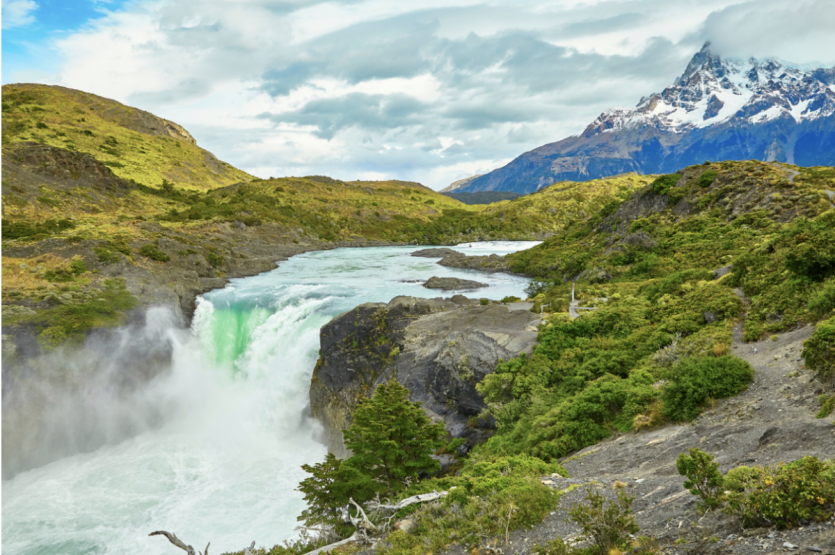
[{"x1": 2, "y1": 242, "x2": 537, "y2": 555}]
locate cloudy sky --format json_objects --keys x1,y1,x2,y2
[{"x1": 3, "y1": 0, "x2": 835, "y2": 189}]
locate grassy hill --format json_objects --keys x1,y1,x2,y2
[
  {"x1": 402, "y1": 173, "x2": 654, "y2": 243},
  {"x1": 1, "y1": 83, "x2": 253, "y2": 190}
]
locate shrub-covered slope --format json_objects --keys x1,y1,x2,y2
[{"x1": 401, "y1": 173, "x2": 653, "y2": 244}]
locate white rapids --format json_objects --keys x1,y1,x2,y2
[{"x1": 2, "y1": 242, "x2": 536, "y2": 555}]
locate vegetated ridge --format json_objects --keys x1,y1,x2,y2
[
  {"x1": 2, "y1": 84, "x2": 254, "y2": 190},
  {"x1": 442, "y1": 191, "x2": 521, "y2": 205},
  {"x1": 456, "y1": 43, "x2": 835, "y2": 194}
]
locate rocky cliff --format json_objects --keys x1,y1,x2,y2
[{"x1": 309, "y1": 296, "x2": 541, "y2": 457}]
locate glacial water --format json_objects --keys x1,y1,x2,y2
[{"x1": 2, "y1": 242, "x2": 537, "y2": 555}]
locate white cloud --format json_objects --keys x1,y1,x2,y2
[
  {"x1": 37, "y1": 0, "x2": 835, "y2": 190},
  {"x1": 2, "y1": 0, "x2": 37, "y2": 29}
]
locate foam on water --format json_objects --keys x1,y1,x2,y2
[{"x1": 2, "y1": 243, "x2": 536, "y2": 554}]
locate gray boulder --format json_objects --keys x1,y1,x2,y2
[
  {"x1": 424, "y1": 276, "x2": 487, "y2": 290},
  {"x1": 411, "y1": 248, "x2": 458, "y2": 258}
]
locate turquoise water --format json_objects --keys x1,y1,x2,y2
[{"x1": 2, "y1": 242, "x2": 536, "y2": 555}]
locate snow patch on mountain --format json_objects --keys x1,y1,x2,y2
[{"x1": 585, "y1": 43, "x2": 835, "y2": 136}]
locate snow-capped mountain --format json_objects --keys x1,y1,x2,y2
[{"x1": 450, "y1": 43, "x2": 835, "y2": 195}]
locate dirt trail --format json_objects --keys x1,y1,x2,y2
[{"x1": 444, "y1": 323, "x2": 835, "y2": 555}]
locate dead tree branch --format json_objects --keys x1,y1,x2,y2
[
  {"x1": 368, "y1": 490, "x2": 448, "y2": 512},
  {"x1": 149, "y1": 531, "x2": 202, "y2": 555}
]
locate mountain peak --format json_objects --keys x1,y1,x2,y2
[{"x1": 452, "y1": 45, "x2": 835, "y2": 194}]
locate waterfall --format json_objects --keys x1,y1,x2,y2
[{"x1": 2, "y1": 243, "x2": 536, "y2": 555}]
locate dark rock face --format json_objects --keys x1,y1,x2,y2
[
  {"x1": 2, "y1": 142, "x2": 133, "y2": 194},
  {"x1": 437, "y1": 251, "x2": 512, "y2": 274},
  {"x1": 411, "y1": 248, "x2": 459, "y2": 258},
  {"x1": 309, "y1": 296, "x2": 541, "y2": 457},
  {"x1": 453, "y1": 45, "x2": 835, "y2": 194},
  {"x1": 423, "y1": 276, "x2": 487, "y2": 290}
]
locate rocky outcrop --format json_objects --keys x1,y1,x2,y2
[
  {"x1": 309, "y1": 296, "x2": 541, "y2": 457},
  {"x1": 423, "y1": 276, "x2": 487, "y2": 290},
  {"x1": 411, "y1": 248, "x2": 459, "y2": 258},
  {"x1": 437, "y1": 251, "x2": 513, "y2": 273},
  {"x1": 2, "y1": 142, "x2": 132, "y2": 194}
]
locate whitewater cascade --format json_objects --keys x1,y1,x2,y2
[{"x1": 2, "y1": 243, "x2": 536, "y2": 555}]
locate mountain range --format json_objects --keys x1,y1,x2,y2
[{"x1": 446, "y1": 43, "x2": 835, "y2": 194}]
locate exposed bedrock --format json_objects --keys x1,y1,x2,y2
[{"x1": 309, "y1": 295, "x2": 541, "y2": 458}]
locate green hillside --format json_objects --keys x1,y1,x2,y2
[
  {"x1": 400, "y1": 173, "x2": 654, "y2": 243},
  {"x1": 1, "y1": 83, "x2": 253, "y2": 190}
]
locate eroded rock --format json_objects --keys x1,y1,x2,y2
[{"x1": 309, "y1": 296, "x2": 541, "y2": 457}]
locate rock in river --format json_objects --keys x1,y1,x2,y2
[{"x1": 423, "y1": 276, "x2": 487, "y2": 290}]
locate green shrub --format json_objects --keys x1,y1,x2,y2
[
  {"x1": 568, "y1": 488, "x2": 640, "y2": 555},
  {"x1": 677, "y1": 449, "x2": 835, "y2": 530},
  {"x1": 662, "y1": 355, "x2": 753, "y2": 422},
  {"x1": 69, "y1": 258, "x2": 87, "y2": 276},
  {"x1": 817, "y1": 394, "x2": 835, "y2": 418},
  {"x1": 676, "y1": 448, "x2": 724, "y2": 510},
  {"x1": 93, "y1": 247, "x2": 119, "y2": 264},
  {"x1": 383, "y1": 455, "x2": 565, "y2": 554},
  {"x1": 650, "y1": 174, "x2": 681, "y2": 196},
  {"x1": 36, "y1": 121, "x2": 48, "y2": 129},
  {"x1": 727, "y1": 457, "x2": 835, "y2": 529},
  {"x1": 1, "y1": 219, "x2": 76, "y2": 240},
  {"x1": 206, "y1": 251, "x2": 225, "y2": 268},
  {"x1": 803, "y1": 317, "x2": 835, "y2": 383},
  {"x1": 501, "y1": 296, "x2": 522, "y2": 303},
  {"x1": 698, "y1": 170, "x2": 717, "y2": 188},
  {"x1": 808, "y1": 280, "x2": 835, "y2": 316},
  {"x1": 43, "y1": 267, "x2": 75, "y2": 282},
  {"x1": 479, "y1": 298, "x2": 489, "y2": 305},
  {"x1": 139, "y1": 243, "x2": 170, "y2": 262}
]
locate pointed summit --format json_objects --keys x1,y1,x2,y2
[
  {"x1": 676, "y1": 42, "x2": 724, "y2": 86},
  {"x1": 449, "y1": 44, "x2": 835, "y2": 194}
]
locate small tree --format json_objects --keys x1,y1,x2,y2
[
  {"x1": 344, "y1": 380, "x2": 446, "y2": 495},
  {"x1": 297, "y1": 379, "x2": 446, "y2": 534},
  {"x1": 676, "y1": 448, "x2": 724, "y2": 510}
]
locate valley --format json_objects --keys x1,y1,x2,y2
[{"x1": 2, "y1": 79, "x2": 834, "y2": 555}]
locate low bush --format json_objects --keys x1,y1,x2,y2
[
  {"x1": 698, "y1": 170, "x2": 718, "y2": 188},
  {"x1": 93, "y1": 247, "x2": 119, "y2": 264},
  {"x1": 677, "y1": 449, "x2": 835, "y2": 530},
  {"x1": 661, "y1": 355, "x2": 753, "y2": 422},
  {"x1": 1, "y1": 219, "x2": 76, "y2": 241},
  {"x1": 726, "y1": 457, "x2": 835, "y2": 529},
  {"x1": 650, "y1": 174, "x2": 681, "y2": 196},
  {"x1": 534, "y1": 487, "x2": 656, "y2": 555},
  {"x1": 139, "y1": 243, "x2": 170, "y2": 262},
  {"x1": 817, "y1": 394, "x2": 835, "y2": 418},
  {"x1": 803, "y1": 317, "x2": 835, "y2": 383},
  {"x1": 383, "y1": 455, "x2": 565, "y2": 554},
  {"x1": 569, "y1": 488, "x2": 640, "y2": 555},
  {"x1": 808, "y1": 280, "x2": 835, "y2": 317},
  {"x1": 206, "y1": 251, "x2": 225, "y2": 268}
]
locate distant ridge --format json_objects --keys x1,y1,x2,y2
[
  {"x1": 442, "y1": 174, "x2": 482, "y2": 192},
  {"x1": 443, "y1": 191, "x2": 520, "y2": 205},
  {"x1": 456, "y1": 43, "x2": 835, "y2": 194}
]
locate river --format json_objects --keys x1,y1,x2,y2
[{"x1": 2, "y1": 242, "x2": 537, "y2": 555}]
